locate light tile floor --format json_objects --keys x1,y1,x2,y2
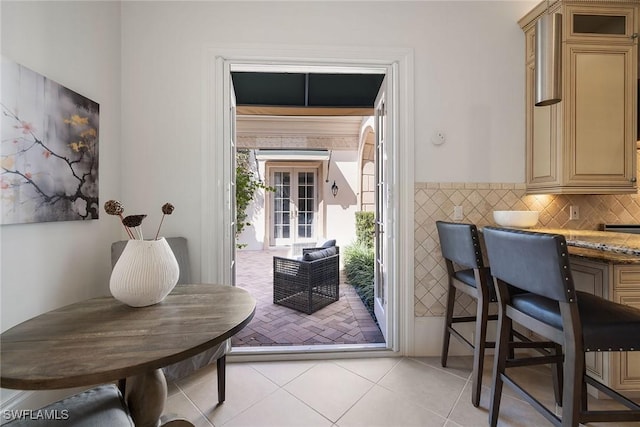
[{"x1": 163, "y1": 355, "x2": 640, "y2": 427}]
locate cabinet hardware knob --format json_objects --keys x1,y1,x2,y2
[
  {"x1": 632, "y1": 33, "x2": 639, "y2": 40},
  {"x1": 631, "y1": 177, "x2": 637, "y2": 183}
]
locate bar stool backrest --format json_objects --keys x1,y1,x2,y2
[
  {"x1": 483, "y1": 227, "x2": 577, "y2": 303},
  {"x1": 436, "y1": 221, "x2": 484, "y2": 269}
]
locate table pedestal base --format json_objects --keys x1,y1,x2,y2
[
  {"x1": 126, "y1": 369, "x2": 194, "y2": 427},
  {"x1": 160, "y1": 414, "x2": 196, "y2": 426},
  {"x1": 127, "y1": 369, "x2": 167, "y2": 427}
]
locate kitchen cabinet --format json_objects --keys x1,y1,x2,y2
[
  {"x1": 571, "y1": 257, "x2": 640, "y2": 396},
  {"x1": 520, "y1": 1, "x2": 639, "y2": 194},
  {"x1": 611, "y1": 265, "x2": 640, "y2": 393}
]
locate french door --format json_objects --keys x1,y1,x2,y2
[
  {"x1": 374, "y1": 75, "x2": 391, "y2": 342},
  {"x1": 271, "y1": 167, "x2": 318, "y2": 247},
  {"x1": 228, "y1": 76, "x2": 237, "y2": 286}
]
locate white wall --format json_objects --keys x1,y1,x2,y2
[
  {"x1": 0, "y1": 0, "x2": 122, "y2": 405},
  {"x1": 325, "y1": 150, "x2": 359, "y2": 247},
  {"x1": 120, "y1": 0, "x2": 536, "y2": 282}
]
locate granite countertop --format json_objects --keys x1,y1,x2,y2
[{"x1": 529, "y1": 228, "x2": 640, "y2": 264}]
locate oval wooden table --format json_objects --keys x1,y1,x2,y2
[{"x1": 1, "y1": 283, "x2": 256, "y2": 427}]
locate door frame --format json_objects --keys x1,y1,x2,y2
[{"x1": 201, "y1": 43, "x2": 415, "y2": 356}]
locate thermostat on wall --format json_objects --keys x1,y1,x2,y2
[{"x1": 431, "y1": 131, "x2": 446, "y2": 145}]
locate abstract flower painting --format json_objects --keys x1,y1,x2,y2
[{"x1": 1, "y1": 58, "x2": 99, "y2": 224}]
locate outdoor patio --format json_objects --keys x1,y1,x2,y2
[{"x1": 231, "y1": 248, "x2": 385, "y2": 347}]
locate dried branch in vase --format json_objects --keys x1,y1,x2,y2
[
  {"x1": 122, "y1": 214, "x2": 147, "y2": 240},
  {"x1": 104, "y1": 200, "x2": 174, "y2": 240},
  {"x1": 104, "y1": 199, "x2": 134, "y2": 239},
  {"x1": 155, "y1": 203, "x2": 175, "y2": 240}
]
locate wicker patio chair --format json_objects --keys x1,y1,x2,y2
[{"x1": 273, "y1": 246, "x2": 340, "y2": 314}]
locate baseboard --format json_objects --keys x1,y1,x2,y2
[{"x1": 412, "y1": 316, "x2": 497, "y2": 357}]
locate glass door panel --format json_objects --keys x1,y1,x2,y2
[
  {"x1": 273, "y1": 171, "x2": 291, "y2": 244},
  {"x1": 297, "y1": 172, "x2": 315, "y2": 239}
]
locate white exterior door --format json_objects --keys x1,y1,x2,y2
[
  {"x1": 226, "y1": 67, "x2": 237, "y2": 287},
  {"x1": 374, "y1": 76, "x2": 391, "y2": 342},
  {"x1": 271, "y1": 167, "x2": 318, "y2": 247}
]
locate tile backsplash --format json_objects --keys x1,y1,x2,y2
[{"x1": 414, "y1": 182, "x2": 640, "y2": 317}]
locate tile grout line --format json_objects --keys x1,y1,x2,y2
[
  {"x1": 217, "y1": 381, "x2": 284, "y2": 427},
  {"x1": 331, "y1": 382, "x2": 377, "y2": 426},
  {"x1": 173, "y1": 384, "x2": 216, "y2": 427},
  {"x1": 279, "y1": 386, "x2": 336, "y2": 426},
  {"x1": 409, "y1": 357, "x2": 474, "y2": 382},
  {"x1": 446, "y1": 375, "x2": 471, "y2": 422}
]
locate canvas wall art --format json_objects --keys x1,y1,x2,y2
[{"x1": 1, "y1": 58, "x2": 99, "y2": 224}]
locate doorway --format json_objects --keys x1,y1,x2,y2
[
  {"x1": 232, "y1": 71, "x2": 387, "y2": 350},
  {"x1": 202, "y1": 45, "x2": 415, "y2": 356}
]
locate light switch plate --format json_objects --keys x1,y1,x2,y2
[
  {"x1": 569, "y1": 205, "x2": 580, "y2": 220},
  {"x1": 453, "y1": 205, "x2": 463, "y2": 220}
]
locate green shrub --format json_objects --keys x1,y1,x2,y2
[
  {"x1": 235, "y1": 150, "x2": 274, "y2": 248},
  {"x1": 344, "y1": 242, "x2": 376, "y2": 319},
  {"x1": 355, "y1": 211, "x2": 375, "y2": 249}
]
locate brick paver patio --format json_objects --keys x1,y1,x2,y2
[{"x1": 232, "y1": 248, "x2": 385, "y2": 347}]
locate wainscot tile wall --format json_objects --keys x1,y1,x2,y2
[{"x1": 414, "y1": 182, "x2": 640, "y2": 317}]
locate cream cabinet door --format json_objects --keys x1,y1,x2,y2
[
  {"x1": 526, "y1": 60, "x2": 561, "y2": 188},
  {"x1": 612, "y1": 266, "x2": 640, "y2": 392},
  {"x1": 571, "y1": 257, "x2": 609, "y2": 385},
  {"x1": 565, "y1": 43, "x2": 636, "y2": 189}
]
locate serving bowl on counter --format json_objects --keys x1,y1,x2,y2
[{"x1": 493, "y1": 210, "x2": 539, "y2": 228}]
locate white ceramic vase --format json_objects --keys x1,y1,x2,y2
[{"x1": 110, "y1": 237, "x2": 180, "y2": 307}]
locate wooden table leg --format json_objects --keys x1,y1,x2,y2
[{"x1": 126, "y1": 368, "x2": 168, "y2": 427}]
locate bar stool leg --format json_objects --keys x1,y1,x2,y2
[
  {"x1": 441, "y1": 282, "x2": 456, "y2": 368},
  {"x1": 472, "y1": 291, "x2": 489, "y2": 407},
  {"x1": 561, "y1": 346, "x2": 582, "y2": 427},
  {"x1": 489, "y1": 311, "x2": 511, "y2": 427},
  {"x1": 552, "y1": 343, "x2": 564, "y2": 407}
]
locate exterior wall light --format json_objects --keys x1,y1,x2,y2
[{"x1": 331, "y1": 181, "x2": 339, "y2": 197}]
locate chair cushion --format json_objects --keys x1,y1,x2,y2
[
  {"x1": 510, "y1": 293, "x2": 561, "y2": 329},
  {"x1": 453, "y1": 267, "x2": 496, "y2": 301},
  {"x1": 3, "y1": 384, "x2": 133, "y2": 426},
  {"x1": 303, "y1": 246, "x2": 337, "y2": 261},
  {"x1": 511, "y1": 291, "x2": 640, "y2": 351},
  {"x1": 318, "y1": 239, "x2": 336, "y2": 248}
]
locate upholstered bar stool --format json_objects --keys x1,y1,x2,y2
[
  {"x1": 484, "y1": 227, "x2": 640, "y2": 427},
  {"x1": 435, "y1": 221, "x2": 499, "y2": 407}
]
